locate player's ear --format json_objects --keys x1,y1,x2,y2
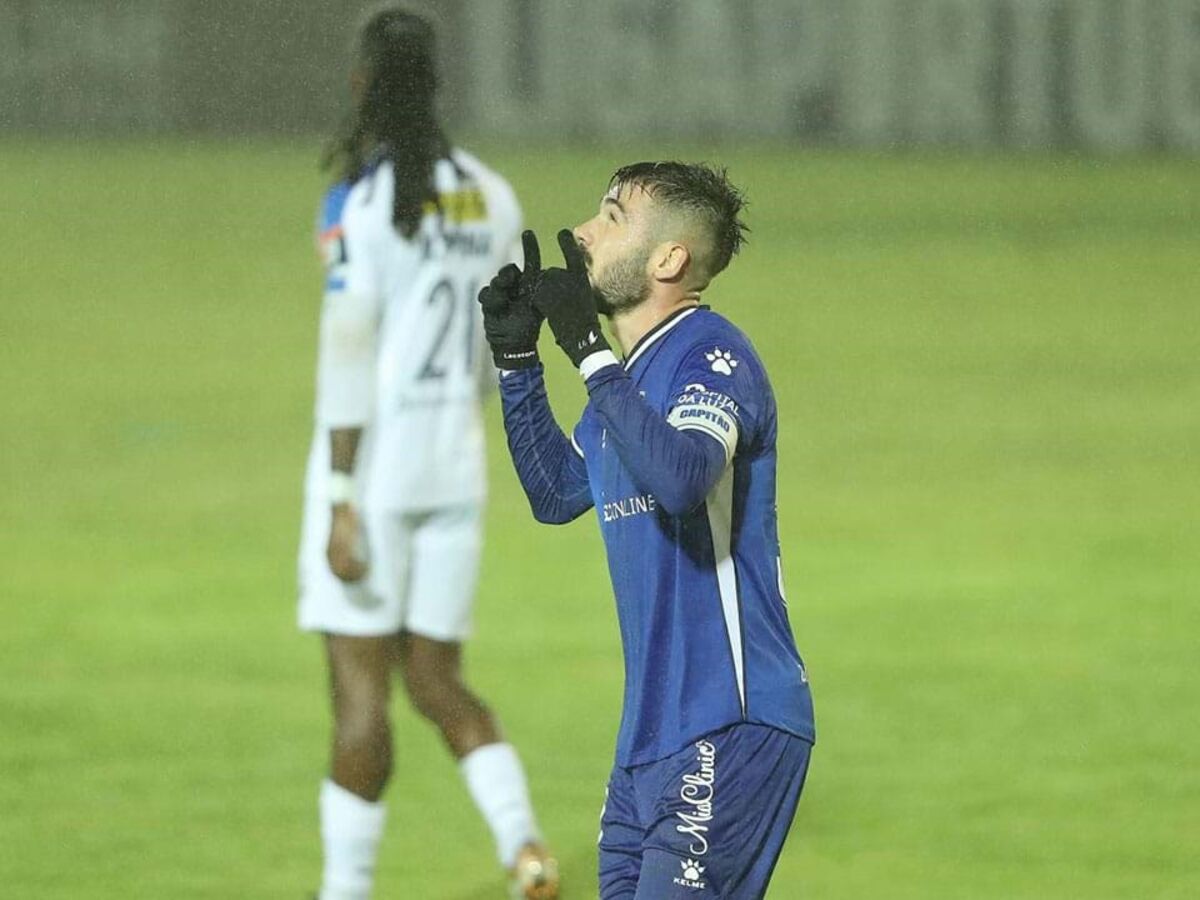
[{"x1": 650, "y1": 241, "x2": 691, "y2": 284}]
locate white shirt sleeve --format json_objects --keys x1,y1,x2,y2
[{"x1": 314, "y1": 187, "x2": 384, "y2": 428}]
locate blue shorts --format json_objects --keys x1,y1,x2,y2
[{"x1": 598, "y1": 723, "x2": 812, "y2": 899}]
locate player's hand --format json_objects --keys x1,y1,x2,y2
[
  {"x1": 533, "y1": 229, "x2": 612, "y2": 368},
  {"x1": 327, "y1": 503, "x2": 368, "y2": 583},
  {"x1": 478, "y1": 230, "x2": 544, "y2": 370}
]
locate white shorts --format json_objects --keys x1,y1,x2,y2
[{"x1": 297, "y1": 498, "x2": 481, "y2": 641}]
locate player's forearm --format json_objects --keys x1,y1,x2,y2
[
  {"x1": 585, "y1": 366, "x2": 727, "y2": 516},
  {"x1": 330, "y1": 428, "x2": 361, "y2": 475},
  {"x1": 324, "y1": 427, "x2": 363, "y2": 510},
  {"x1": 499, "y1": 366, "x2": 593, "y2": 524}
]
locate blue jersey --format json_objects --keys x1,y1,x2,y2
[{"x1": 500, "y1": 307, "x2": 815, "y2": 766}]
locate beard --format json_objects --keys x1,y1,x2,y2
[{"x1": 590, "y1": 247, "x2": 652, "y2": 317}]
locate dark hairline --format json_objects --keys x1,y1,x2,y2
[{"x1": 606, "y1": 161, "x2": 749, "y2": 281}]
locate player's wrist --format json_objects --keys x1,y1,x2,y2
[
  {"x1": 493, "y1": 346, "x2": 540, "y2": 370},
  {"x1": 328, "y1": 470, "x2": 356, "y2": 506},
  {"x1": 579, "y1": 348, "x2": 620, "y2": 380},
  {"x1": 555, "y1": 321, "x2": 610, "y2": 368}
]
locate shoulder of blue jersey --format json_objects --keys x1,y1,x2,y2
[
  {"x1": 659, "y1": 311, "x2": 770, "y2": 458},
  {"x1": 678, "y1": 309, "x2": 767, "y2": 384},
  {"x1": 676, "y1": 309, "x2": 780, "y2": 442}
]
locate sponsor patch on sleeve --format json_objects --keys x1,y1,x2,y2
[
  {"x1": 318, "y1": 225, "x2": 347, "y2": 269},
  {"x1": 667, "y1": 383, "x2": 739, "y2": 462},
  {"x1": 318, "y1": 225, "x2": 349, "y2": 293}
]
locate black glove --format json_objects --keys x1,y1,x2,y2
[
  {"x1": 533, "y1": 229, "x2": 612, "y2": 368},
  {"x1": 477, "y1": 230, "x2": 543, "y2": 370}
]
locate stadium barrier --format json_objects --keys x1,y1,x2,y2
[{"x1": 1, "y1": 0, "x2": 1198, "y2": 151}]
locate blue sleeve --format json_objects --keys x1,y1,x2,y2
[
  {"x1": 499, "y1": 365, "x2": 594, "y2": 525},
  {"x1": 584, "y1": 365, "x2": 728, "y2": 516}
]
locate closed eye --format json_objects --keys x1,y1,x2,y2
[{"x1": 602, "y1": 196, "x2": 626, "y2": 223}]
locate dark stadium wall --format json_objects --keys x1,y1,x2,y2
[
  {"x1": 1, "y1": 0, "x2": 1198, "y2": 151},
  {"x1": 0, "y1": 0, "x2": 463, "y2": 136}
]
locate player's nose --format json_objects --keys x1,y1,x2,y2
[{"x1": 573, "y1": 223, "x2": 592, "y2": 256}]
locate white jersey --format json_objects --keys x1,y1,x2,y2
[{"x1": 306, "y1": 148, "x2": 521, "y2": 510}]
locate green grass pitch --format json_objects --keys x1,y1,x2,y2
[{"x1": 1, "y1": 139, "x2": 1197, "y2": 898}]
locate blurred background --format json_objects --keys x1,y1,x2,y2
[
  {"x1": 2, "y1": 1, "x2": 1197, "y2": 898},
  {"x1": 4, "y1": 0, "x2": 1200, "y2": 148}
]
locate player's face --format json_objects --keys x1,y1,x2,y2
[{"x1": 573, "y1": 184, "x2": 655, "y2": 316}]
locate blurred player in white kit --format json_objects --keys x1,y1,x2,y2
[{"x1": 297, "y1": 7, "x2": 557, "y2": 898}]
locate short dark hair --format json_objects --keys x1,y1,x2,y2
[{"x1": 608, "y1": 161, "x2": 749, "y2": 282}]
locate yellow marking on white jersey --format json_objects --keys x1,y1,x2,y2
[{"x1": 423, "y1": 188, "x2": 488, "y2": 224}]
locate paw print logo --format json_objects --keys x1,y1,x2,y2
[
  {"x1": 681, "y1": 859, "x2": 705, "y2": 880},
  {"x1": 705, "y1": 347, "x2": 738, "y2": 376}
]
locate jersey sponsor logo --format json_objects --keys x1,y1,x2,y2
[
  {"x1": 675, "y1": 406, "x2": 733, "y2": 433},
  {"x1": 705, "y1": 347, "x2": 739, "y2": 376},
  {"x1": 601, "y1": 492, "x2": 657, "y2": 523},
  {"x1": 416, "y1": 189, "x2": 493, "y2": 258},
  {"x1": 318, "y1": 225, "x2": 347, "y2": 268},
  {"x1": 673, "y1": 384, "x2": 740, "y2": 416},
  {"x1": 673, "y1": 858, "x2": 707, "y2": 890},
  {"x1": 421, "y1": 187, "x2": 488, "y2": 224},
  {"x1": 667, "y1": 397, "x2": 739, "y2": 460},
  {"x1": 675, "y1": 739, "x2": 717, "y2": 857}
]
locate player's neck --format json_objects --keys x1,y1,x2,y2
[{"x1": 610, "y1": 293, "x2": 701, "y2": 356}]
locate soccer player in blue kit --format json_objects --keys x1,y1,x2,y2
[{"x1": 478, "y1": 162, "x2": 815, "y2": 898}]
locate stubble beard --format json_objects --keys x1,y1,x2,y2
[{"x1": 591, "y1": 249, "x2": 652, "y2": 318}]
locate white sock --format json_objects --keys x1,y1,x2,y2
[
  {"x1": 460, "y1": 742, "x2": 541, "y2": 867},
  {"x1": 319, "y1": 779, "x2": 387, "y2": 900}
]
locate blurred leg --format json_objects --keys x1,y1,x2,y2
[
  {"x1": 327, "y1": 634, "x2": 396, "y2": 798},
  {"x1": 398, "y1": 633, "x2": 547, "y2": 868},
  {"x1": 398, "y1": 507, "x2": 553, "y2": 889},
  {"x1": 396, "y1": 632, "x2": 499, "y2": 758},
  {"x1": 319, "y1": 634, "x2": 397, "y2": 900}
]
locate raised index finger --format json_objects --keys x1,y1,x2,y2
[
  {"x1": 521, "y1": 230, "x2": 541, "y2": 275},
  {"x1": 557, "y1": 229, "x2": 586, "y2": 275}
]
